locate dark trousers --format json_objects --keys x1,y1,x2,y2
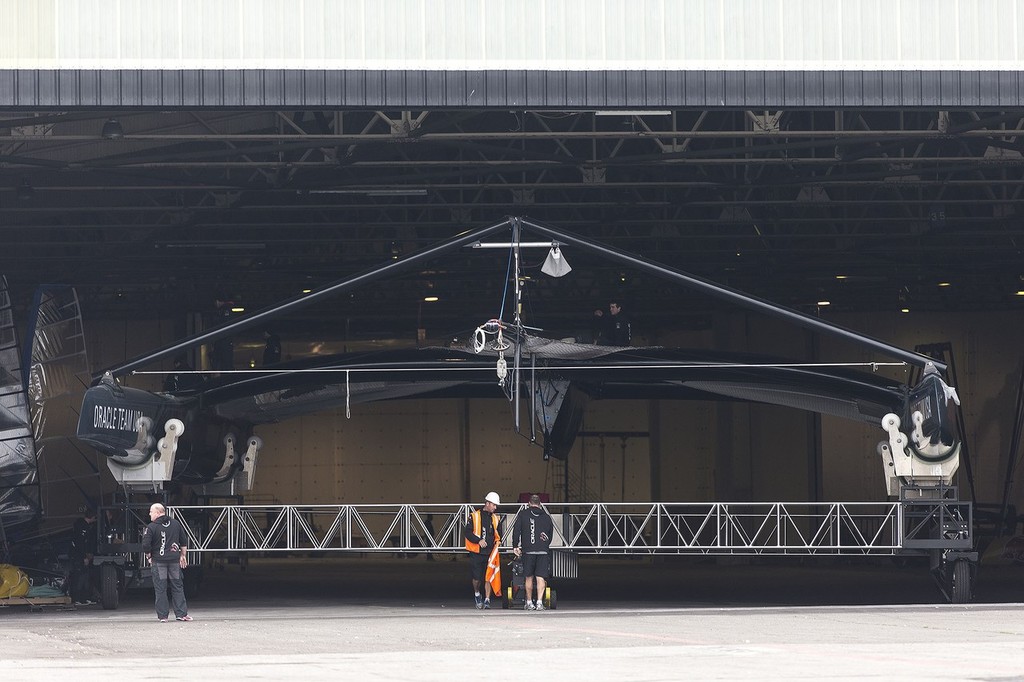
[
  {"x1": 70, "y1": 559, "x2": 94, "y2": 602},
  {"x1": 151, "y1": 562, "x2": 188, "y2": 619}
]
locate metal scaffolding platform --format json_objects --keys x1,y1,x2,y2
[{"x1": 166, "y1": 499, "x2": 971, "y2": 558}]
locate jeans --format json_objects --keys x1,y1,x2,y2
[{"x1": 151, "y1": 561, "x2": 188, "y2": 619}]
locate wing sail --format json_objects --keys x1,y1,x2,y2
[{"x1": 0, "y1": 277, "x2": 40, "y2": 527}]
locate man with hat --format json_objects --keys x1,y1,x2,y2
[{"x1": 464, "y1": 491, "x2": 502, "y2": 609}]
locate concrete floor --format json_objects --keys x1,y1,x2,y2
[{"x1": 2, "y1": 555, "x2": 1023, "y2": 681}]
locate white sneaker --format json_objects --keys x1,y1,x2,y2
[
  {"x1": 525, "y1": 600, "x2": 536, "y2": 610},
  {"x1": 535, "y1": 602, "x2": 546, "y2": 611}
]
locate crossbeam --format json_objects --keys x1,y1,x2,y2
[{"x1": 165, "y1": 501, "x2": 954, "y2": 557}]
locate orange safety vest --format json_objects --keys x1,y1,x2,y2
[{"x1": 465, "y1": 509, "x2": 500, "y2": 553}]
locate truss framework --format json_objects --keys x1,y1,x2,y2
[
  {"x1": 3, "y1": 107, "x2": 1023, "y2": 327},
  {"x1": 166, "y1": 500, "x2": 971, "y2": 557}
]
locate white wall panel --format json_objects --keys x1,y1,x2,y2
[{"x1": 3, "y1": 0, "x2": 1023, "y2": 70}]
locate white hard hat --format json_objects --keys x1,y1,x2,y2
[{"x1": 485, "y1": 491, "x2": 501, "y2": 505}]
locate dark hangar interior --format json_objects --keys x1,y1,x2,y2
[{"x1": 4, "y1": 99, "x2": 1024, "y2": 341}]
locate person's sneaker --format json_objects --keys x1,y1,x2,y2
[
  {"x1": 525, "y1": 600, "x2": 536, "y2": 611},
  {"x1": 158, "y1": 618, "x2": 168, "y2": 623},
  {"x1": 483, "y1": 599, "x2": 490, "y2": 610},
  {"x1": 535, "y1": 602, "x2": 546, "y2": 611},
  {"x1": 176, "y1": 615, "x2": 193, "y2": 622},
  {"x1": 474, "y1": 595, "x2": 483, "y2": 609}
]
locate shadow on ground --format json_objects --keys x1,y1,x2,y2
[{"x1": 146, "y1": 554, "x2": 1024, "y2": 610}]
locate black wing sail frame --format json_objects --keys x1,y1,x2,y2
[
  {"x1": 77, "y1": 216, "x2": 953, "y2": 486},
  {"x1": 0, "y1": 277, "x2": 40, "y2": 527},
  {"x1": 25, "y1": 285, "x2": 93, "y2": 519}
]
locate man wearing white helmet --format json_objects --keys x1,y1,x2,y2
[{"x1": 465, "y1": 491, "x2": 502, "y2": 609}]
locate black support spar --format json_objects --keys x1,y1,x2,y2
[
  {"x1": 520, "y1": 217, "x2": 945, "y2": 373},
  {"x1": 101, "y1": 214, "x2": 941, "y2": 379},
  {"x1": 98, "y1": 218, "x2": 516, "y2": 380}
]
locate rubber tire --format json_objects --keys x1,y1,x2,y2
[
  {"x1": 544, "y1": 586, "x2": 557, "y2": 610},
  {"x1": 950, "y1": 559, "x2": 971, "y2": 604},
  {"x1": 100, "y1": 563, "x2": 119, "y2": 610}
]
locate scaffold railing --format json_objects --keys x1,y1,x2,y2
[{"x1": 166, "y1": 500, "x2": 948, "y2": 557}]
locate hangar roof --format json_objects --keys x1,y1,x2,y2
[{"x1": 2, "y1": 96, "x2": 1023, "y2": 343}]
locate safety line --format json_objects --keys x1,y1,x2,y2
[{"x1": 132, "y1": 360, "x2": 907, "y2": 375}]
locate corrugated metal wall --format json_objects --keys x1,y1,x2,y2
[{"x1": 2, "y1": 0, "x2": 1022, "y2": 70}]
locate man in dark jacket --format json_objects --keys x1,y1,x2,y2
[
  {"x1": 262, "y1": 330, "x2": 282, "y2": 365},
  {"x1": 69, "y1": 507, "x2": 98, "y2": 605},
  {"x1": 512, "y1": 494, "x2": 554, "y2": 611},
  {"x1": 141, "y1": 503, "x2": 192, "y2": 622}
]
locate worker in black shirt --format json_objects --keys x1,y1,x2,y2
[
  {"x1": 142, "y1": 503, "x2": 192, "y2": 622},
  {"x1": 69, "y1": 507, "x2": 98, "y2": 605},
  {"x1": 262, "y1": 330, "x2": 282, "y2": 365},
  {"x1": 512, "y1": 494, "x2": 555, "y2": 611},
  {"x1": 604, "y1": 300, "x2": 631, "y2": 346},
  {"x1": 593, "y1": 300, "x2": 632, "y2": 346}
]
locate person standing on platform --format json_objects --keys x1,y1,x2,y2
[
  {"x1": 512, "y1": 494, "x2": 554, "y2": 611},
  {"x1": 262, "y1": 330, "x2": 282, "y2": 365},
  {"x1": 142, "y1": 503, "x2": 192, "y2": 623},
  {"x1": 465, "y1": 491, "x2": 502, "y2": 609},
  {"x1": 603, "y1": 300, "x2": 631, "y2": 346},
  {"x1": 163, "y1": 355, "x2": 203, "y2": 392}
]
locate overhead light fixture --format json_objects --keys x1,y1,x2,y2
[
  {"x1": 594, "y1": 110, "x2": 671, "y2": 116},
  {"x1": 937, "y1": 281, "x2": 951, "y2": 288},
  {"x1": 1016, "y1": 290, "x2": 1024, "y2": 297},
  {"x1": 101, "y1": 118, "x2": 124, "y2": 139},
  {"x1": 15, "y1": 179, "x2": 34, "y2": 201},
  {"x1": 308, "y1": 189, "x2": 426, "y2": 196},
  {"x1": 365, "y1": 189, "x2": 427, "y2": 197},
  {"x1": 471, "y1": 241, "x2": 559, "y2": 249},
  {"x1": 900, "y1": 308, "x2": 910, "y2": 313},
  {"x1": 817, "y1": 300, "x2": 831, "y2": 307},
  {"x1": 423, "y1": 296, "x2": 439, "y2": 302},
  {"x1": 301, "y1": 288, "x2": 312, "y2": 294},
  {"x1": 541, "y1": 245, "x2": 572, "y2": 278},
  {"x1": 230, "y1": 306, "x2": 245, "y2": 313},
  {"x1": 835, "y1": 275, "x2": 848, "y2": 280}
]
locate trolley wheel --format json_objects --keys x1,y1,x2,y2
[
  {"x1": 544, "y1": 586, "x2": 557, "y2": 610},
  {"x1": 100, "y1": 563, "x2": 119, "y2": 610},
  {"x1": 950, "y1": 559, "x2": 972, "y2": 604},
  {"x1": 503, "y1": 586, "x2": 512, "y2": 609}
]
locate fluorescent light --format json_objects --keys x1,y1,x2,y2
[
  {"x1": 230, "y1": 306, "x2": 245, "y2": 313},
  {"x1": 594, "y1": 110, "x2": 671, "y2": 116},
  {"x1": 817, "y1": 300, "x2": 831, "y2": 306},
  {"x1": 364, "y1": 189, "x2": 427, "y2": 197},
  {"x1": 835, "y1": 275, "x2": 848, "y2": 280},
  {"x1": 471, "y1": 241, "x2": 560, "y2": 249},
  {"x1": 900, "y1": 308, "x2": 910, "y2": 313},
  {"x1": 423, "y1": 296, "x2": 439, "y2": 302},
  {"x1": 301, "y1": 289, "x2": 312, "y2": 294},
  {"x1": 307, "y1": 189, "x2": 427, "y2": 196},
  {"x1": 937, "y1": 281, "x2": 951, "y2": 287}
]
